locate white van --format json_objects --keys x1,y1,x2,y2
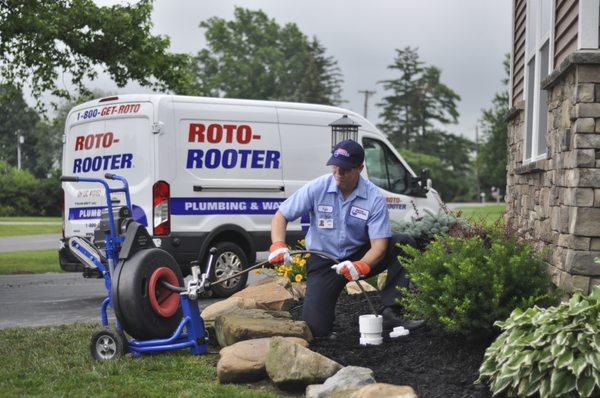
[{"x1": 60, "y1": 94, "x2": 441, "y2": 295}]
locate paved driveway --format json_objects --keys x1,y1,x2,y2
[{"x1": 0, "y1": 252, "x2": 268, "y2": 329}]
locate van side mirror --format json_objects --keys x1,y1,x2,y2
[{"x1": 407, "y1": 168, "x2": 430, "y2": 197}]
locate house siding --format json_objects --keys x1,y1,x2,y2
[
  {"x1": 513, "y1": 0, "x2": 527, "y2": 105},
  {"x1": 554, "y1": 0, "x2": 579, "y2": 67}
]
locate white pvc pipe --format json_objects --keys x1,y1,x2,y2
[{"x1": 359, "y1": 314, "x2": 383, "y2": 346}]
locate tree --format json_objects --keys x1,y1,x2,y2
[
  {"x1": 478, "y1": 54, "x2": 509, "y2": 195},
  {"x1": 0, "y1": 0, "x2": 192, "y2": 109},
  {"x1": 401, "y1": 130, "x2": 476, "y2": 202},
  {"x1": 377, "y1": 47, "x2": 460, "y2": 150},
  {"x1": 0, "y1": 84, "x2": 39, "y2": 169},
  {"x1": 188, "y1": 7, "x2": 344, "y2": 105}
]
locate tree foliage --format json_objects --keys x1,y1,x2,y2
[
  {"x1": 377, "y1": 47, "x2": 460, "y2": 149},
  {"x1": 477, "y1": 54, "x2": 509, "y2": 195},
  {"x1": 0, "y1": 0, "x2": 192, "y2": 108},
  {"x1": 188, "y1": 7, "x2": 343, "y2": 105}
]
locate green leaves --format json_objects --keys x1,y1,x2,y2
[
  {"x1": 479, "y1": 286, "x2": 600, "y2": 397},
  {"x1": 1, "y1": 0, "x2": 193, "y2": 110},
  {"x1": 397, "y1": 229, "x2": 556, "y2": 337},
  {"x1": 189, "y1": 7, "x2": 343, "y2": 105}
]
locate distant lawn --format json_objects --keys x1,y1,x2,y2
[
  {"x1": 0, "y1": 224, "x2": 61, "y2": 237},
  {"x1": 0, "y1": 250, "x2": 61, "y2": 275},
  {"x1": 0, "y1": 216, "x2": 61, "y2": 222},
  {"x1": 455, "y1": 204, "x2": 506, "y2": 226},
  {"x1": 0, "y1": 323, "x2": 280, "y2": 397}
]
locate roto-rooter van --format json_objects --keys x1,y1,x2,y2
[{"x1": 60, "y1": 94, "x2": 441, "y2": 296}]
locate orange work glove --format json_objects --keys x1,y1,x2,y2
[
  {"x1": 268, "y1": 241, "x2": 291, "y2": 265},
  {"x1": 330, "y1": 260, "x2": 371, "y2": 281}
]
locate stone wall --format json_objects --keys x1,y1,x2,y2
[{"x1": 506, "y1": 51, "x2": 600, "y2": 294}]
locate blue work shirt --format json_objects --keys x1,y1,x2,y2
[{"x1": 279, "y1": 174, "x2": 392, "y2": 259}]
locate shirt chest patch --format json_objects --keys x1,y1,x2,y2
[
  {"x1": 350, "y1": 206, "x2": 369, "y2": 221},
  {"x1": 318, "y1": 204, "x2": 334, "y2": 213}
]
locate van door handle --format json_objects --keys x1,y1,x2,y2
[{"x1": 193, "y1": 185, "x2": 284, "y2": 192}]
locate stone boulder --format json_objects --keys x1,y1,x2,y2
[
  {"x1": 215, "y1": 308, "x2": 312, "y2": 347},
  {"x1": 353, "y1": 383, "x2": 417, "y2": 398},
  {"x1": 200, "y1": 297, "x2": 257, "y2": 330},
  {"x1": 291, "y1": 282, "x2": 307, "y2": 299},
  {"x1": 346, "y1": 281, "x2": 378, "y2": 295},
  {"x1": 377, "y1": 271, "x2": 388, "y2": 290},
  {"x1": 265, "y1": 336, "x2": 342, "y2": 390},
  {"x1": 232, "y1": 275, "x2": 297, "y2": 311},
  {"x1": 217, "y1": 337, "x2": 309, "y2": 383},
  {"x1": 306, "y1": 366, "x2": 376, "y2": 398}
]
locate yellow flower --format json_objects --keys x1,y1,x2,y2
[
  {"x1": 254, "y1": 269, "x2": 262, "y2": 275},
  {"x1": 295, "y1": 274, "x2": 303, "y2": 282}
]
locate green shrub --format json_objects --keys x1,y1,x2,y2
[
  {"x1": 398, "y1": 229, "x2": 558, "y2": 337},
  {"x1": 0, "y1": 162, "x2": 61, "y2": 216},
  {"x1": 478, "y1": 287, "x2": 600, "y2": 397}
]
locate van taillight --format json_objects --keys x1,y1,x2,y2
[
  {"x1": 153, "y1": 181, "x2": 170, "y2": 236},
  {"x1": 60, "y1": 187, "x2": 65, "y2": 238}
]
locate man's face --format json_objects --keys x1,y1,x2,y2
[{"x1": 332, "y1": 164, "x2": 363, "y2": 192}]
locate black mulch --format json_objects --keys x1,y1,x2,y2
[{"x1": 289, "y1": 291, "x2": 493, "y2": 398}]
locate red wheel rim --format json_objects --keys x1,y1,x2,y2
[{"x1": 148, "y1": 267, "x2": 180, "y2": 317}]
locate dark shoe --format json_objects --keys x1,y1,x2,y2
[
  {"x1": 381, "y1": 307, "x2": 425, "y2": 331},
  {"x1": 314, "y1": 331, "x2": 338, "y2": 341}
]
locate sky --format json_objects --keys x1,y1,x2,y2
[{"x1": 72, "y1": 0, "x2": 512, "y2": 141}]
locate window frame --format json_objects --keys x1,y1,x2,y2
[
  {"x1": 361, "y1": 136, "x2": 409, "y2": 195},
  {"x1": 523, "y1": 0, "x2": 555, "y2": 164}
]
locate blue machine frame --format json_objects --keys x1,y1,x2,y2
[{"x1": 63, "y1": 173, "x2": 207, "y2": 357}]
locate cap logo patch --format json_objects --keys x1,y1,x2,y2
[{"x1": 333, "y1": 148, "x2": 350, "y2": 158}]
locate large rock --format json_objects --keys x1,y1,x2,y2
[
  {"x1": 291, "y1": 282, "x2": 307, "y2": 299},
  {"x1": 217, "y1": 337, "x2": 308, "y2": 383},
  {"x1": 232, "y1": 276, "x2": 297, "y2": 311},
  {"x1": 346, "y1": 281, "x2": 378, "y2": 295},
  {"x1": 306, "y1": 366, "x2": 376, "y2": 398},
  {"x1": 215, "y1": 308, "x2": 312, "y2": 347},
  {"x1": 201, "y1": 297, "x2": 257, "y2": 330},
  {"x1": 265, "y1": 336, "x2": 342, "y2": 390},
  {"x1": 353, "y1": 383, "x2": 417, "y2": 398},
  {"x1": 377, "y1": 271, "x2": 388, "y2": 290}
]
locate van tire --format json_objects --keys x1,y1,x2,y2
[{"x1": 208, "y1": 242, "x2": 248, "y2": 298}]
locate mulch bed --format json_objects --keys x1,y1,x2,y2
[{"x1": 290, "y1": 291, "x2": 493, "y2": 398}]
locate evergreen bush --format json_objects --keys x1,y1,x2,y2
[
  {"x1": 478, "y1": 287, "x2": 600, "y2": 397},
  {"x1": 398, "y1": 227, "x2": 558, "y2": 337}
]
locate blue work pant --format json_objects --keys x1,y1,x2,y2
[{"x1": 301, "y1": 234, "x2": 416, "y2": 338}]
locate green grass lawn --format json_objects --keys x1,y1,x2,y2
[
  {"x1": 455, "y1": 204, "x2": 506, "y2": 226},
  {"x1": 0, "y1": 249, "x2": 61, "y2": 274},
  {"x1": 0, "y1": 223, "x2": 61, "y2": 237},
  {"x1": 0, "y1": 216, "x2": 61, "y2": 222},
  {"x1": 0, "y1": 323, "x2": 281, "y2": 397}
]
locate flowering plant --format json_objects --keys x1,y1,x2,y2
[{"x1": 256, "y1": 239, "x2": 309, "y2": 282}]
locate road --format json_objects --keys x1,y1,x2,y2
[
  {"x1": 0, "y1": 234, "x2": 60, "y2": 253},
  {"x1": 0, "y1": 253, "x2": 268, "y2": 329}
]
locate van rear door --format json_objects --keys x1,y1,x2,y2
[{"x1": 62, "y1": 101, "x2": 154, "y2": 239}]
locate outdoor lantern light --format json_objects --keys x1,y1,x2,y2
[{"x1": 329, "y1": 114, "x2": 361, "y2": 149}]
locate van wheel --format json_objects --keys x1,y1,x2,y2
[{"x1": 208, "y1": 242, "x2": 248, "y2": 298}]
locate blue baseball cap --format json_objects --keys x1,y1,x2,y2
[{"x1": 326, "y1": 139, "x2": 365, "y2": 170}]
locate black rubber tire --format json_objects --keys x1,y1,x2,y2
[
  {"x1": 208, "y1": 242, "x2": 249, "y2": 298},
  {"x1": 112, "y1": 248, "x2": 184, "y2": 340},
  {"x1": 90, "y1": 328, "x2": 127, "y2": 361}
]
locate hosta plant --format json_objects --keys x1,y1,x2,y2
[{"x1": 478, "y1": 286, "x2": 600, "y2": 397}]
